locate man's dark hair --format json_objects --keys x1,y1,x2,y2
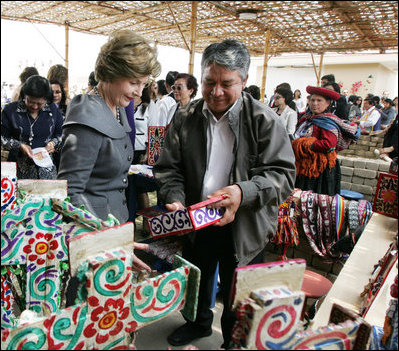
[
  {"x1": 157, "y1": 79, "x2": 168, "y2": 96},
  {"x1": 247, "y1": 85, "x2": 261, "y2": 100},
  {"x1": 165, "y1": 71, "x2": 179, "y2": 87},
  {"x1": 321, "y1": 74, "x2": 335, "y2": 84},
  {"x1": 364, "y1": 96, "x2": 376, "y2": 106},
  {"x1": 372, "y1": 95, "x2": 380, "y2": 104}
]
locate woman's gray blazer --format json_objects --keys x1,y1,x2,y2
[{"x1": 58, "y1": 94, "x2": 134, "y2": 223}]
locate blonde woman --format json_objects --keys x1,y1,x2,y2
[{"x1": 58, "y1": 30, "x2": 161, "y2": 224}]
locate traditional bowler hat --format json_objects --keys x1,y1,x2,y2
[{"x1": 306, "y1": 85, "x2": 340, "y2": 101}]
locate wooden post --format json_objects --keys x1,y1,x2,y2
[
  {"x1": 317, "y1": 53, "x2": 324, "y2": 87},
  {"x1": 64, "y1": 23, "x2": 69, "y2": 98},
  {"x1": 311, "y1": 53, "x2": 325, "y2": 87},
  {"x1": 311, "y1": 53, "x2": 319, "y2": 85},
  {"x1": 188, "y1": 1, "x2": 198, "y2": 75},
  {"x1": 260, "y1": 30, "x2": 271, "y2": 103}
]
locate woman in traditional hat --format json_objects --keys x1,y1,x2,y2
[{"x1": 292, "y1": 85, "x2": 360, "y2": 196}]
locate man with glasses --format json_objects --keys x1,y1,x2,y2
[{"x1": 153, "y1": 39, "x2": 296, "y2": 348}]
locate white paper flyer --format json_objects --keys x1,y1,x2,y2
[{"x1": 32, "y1": 147, "x2": 54, "y2": 168}]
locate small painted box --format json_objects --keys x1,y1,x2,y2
[
  {"x1": 187, "y1": 196, "x2": 225, "y2": 230},
  {"x1": 144, "y1": 196, "x2": 225, "y2": 239},
  {"x1": 234, "y1": 286, "x2": 305, "y2": 349}
]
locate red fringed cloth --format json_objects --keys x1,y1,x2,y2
[{"x1": 291, "y1": 137, "x2": 337, "y2": 178}]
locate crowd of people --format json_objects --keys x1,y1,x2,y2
[{"x1": 1, "y1": 29, "x2": 398, "y2": 349}]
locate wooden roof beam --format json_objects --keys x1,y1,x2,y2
[
  {"x1": 205, "y1": 0, "x2": 305, "y2": 53},
  {"x1": 322, "y1": 1, "x2": 378, "y2": 49},
  {"x1": 166, "y1": 2, "x2": 190, "y2": 51}
]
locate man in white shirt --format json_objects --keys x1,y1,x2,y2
[
  {"x1": 358, "y1": 96, "x2": 381, "y2": 133},
  {"x1": 154, "y1": 39, "x2": 295, "y2": 348}
]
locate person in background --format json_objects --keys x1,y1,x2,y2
[
  {"x1": 380, "y1": 98, "x2": 396, "y2": 129},
  {"x1": 50, "y1": 79, "x2": 67, "y2": 117},
  {"x1": 165, "y1": 73, "x2": 198, "y2": 126},
  {"x1": 154, "y1": 39, "x2": 295, "y2": 348},
  {"x1": 47, "y1": 64, "x2": 69, "y2": 100},
  {"x1": 393, "y1": 97, "x2": 398, "y2": 113},
  {"x1": 156, "y1": 71, "x2": 179, "y2": 127},
  {"x1": 11, "y1": 66, "x2": 39, "y2": 102},
  {"x1": 293, "y1": 89, "x2": 305, "y2": 113},
  {"x1": 50, "y1": 79, "x2": 67, "y2": 171},
  {"x1": 342, "y1": 89, "x2": 349, "y2": 102},
  {"x1": 1, "y1": 75, "x2": 63, "y2": 179},
  {"x1": 357, "y1": 95, "x2": 381, "y2": 133},
  {"x1": 322, "y1": 81, "x2": 349, "y2": 120},
  {"x1": 132, "y1": 85, "x2": 158, "y2": 164},
  {"x1": 269, "y1": 82, "x2": 297, "y2": 112},
  {"x1": 156, "y1": 79, "x2": 168, "y2": 101},
  {"x1": 148, "y1": 78, "x2": 159, "y2": 103},
  {"x1": 247, "y1": 85, "x2": 260, "y2": 100},
  {"x1": 126, "y1": 84, "x2": 159, "y2": 223},
  {"x1": 320, "y1": 74, "x2": 335, "y2": 87},
  {"x1": 87, "y1": 71, "x2": 98, "y2": 93},
  {"x1": 372, "y1": 95, "x2": 383, "y2": 111},
  {"x1": 374, "y1": 113, "x2": 398, "y2": 162},
  {"x1": 348, "y1": 95, "x2": 362, "y2": 121},
  {"x1": 272, "y1": 86, "x2": 297, "y2": 138},
  {"x1": 292, "y1": 86, "x2": 359, "y2": 196}
]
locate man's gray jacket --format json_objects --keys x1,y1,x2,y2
[{"x1": 153, "y1": 92, "x2": 296, "y2": 266}]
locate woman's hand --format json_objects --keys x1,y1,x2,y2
[
  {"x1": 20, "y1": 144, "x2": 33, "y2": 158},
  {"x1": 207, "y1": 185, "x2": 242, "y2": 227},
  {"x1": 132, "y1": 242, "x2": 151, "y2": 272},
  {"x1": 45, "y1": 141, "x2": 55, "y2": 154}
]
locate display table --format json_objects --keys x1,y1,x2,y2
[{"x1": 311, "y1": 213, "x2": 398, "y2": 329}]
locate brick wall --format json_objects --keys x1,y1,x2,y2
[{"x1": 338, "y1": 133, "x2": 391, "y2": 202}]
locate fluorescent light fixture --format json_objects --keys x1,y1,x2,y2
[{"x1": 239, "y1": 12, "x2": 257, "y2": 20}]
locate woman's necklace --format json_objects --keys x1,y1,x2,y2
[
  {"x1": 93, "y1": 86, "x2": 121, "y2": 124},
  {"x1": 27, "y1": 113, "x2": 40, "y2": 146}
]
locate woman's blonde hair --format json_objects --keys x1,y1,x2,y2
[{"x1": 95, "y1": 30, "x2": 161, "y2": 82}]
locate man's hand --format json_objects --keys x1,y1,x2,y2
[
  {"x1": 207, "y1": 185, "x2": 242, "y2": 226},
  {"x1": 165, "y1": 201, "x2": 185, "y2": 212}
]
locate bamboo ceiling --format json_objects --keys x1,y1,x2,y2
[{"x1": 1, "y1": 1, "x2": 398, "y2": 56}]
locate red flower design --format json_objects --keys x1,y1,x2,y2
[
  {"x1": 83, "y1": 296, "x2": 131, "y2": 344},
  {"x1": 382, "y1": 189, "x2": 396, "y2": 203},
  {"x1": 22, "y1": 232, "x2": 59, "y2": 264}
]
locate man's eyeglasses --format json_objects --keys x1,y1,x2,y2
[{"x1": 171, "y1": 85, "x2": 184, "y2": 91}]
